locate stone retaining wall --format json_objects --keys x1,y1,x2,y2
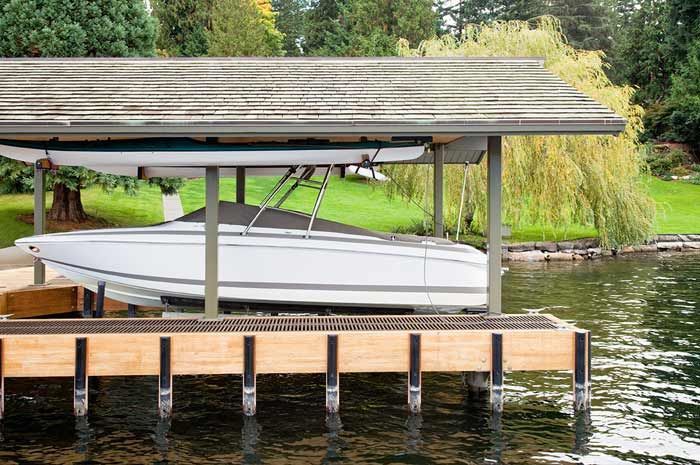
[{"x1": 503, "y1": 234, "x2": 700, "y2": 262}]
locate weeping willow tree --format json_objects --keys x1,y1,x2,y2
[{"x1": 389, "y1": 17, "x2": 652, "y2": 248}]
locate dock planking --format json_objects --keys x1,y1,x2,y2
[{"x1": 0, "y1": 313, "x2": 591, "y2": 418}]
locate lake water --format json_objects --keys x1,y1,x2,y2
[{"x1": 0, "y1": 253, "x2": 698, "y2": 464}]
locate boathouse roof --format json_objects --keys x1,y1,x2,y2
[{"x1": 0, "y1": 57, "x2": 625, "y2": 137}]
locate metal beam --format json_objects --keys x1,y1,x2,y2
[
  {"x1": 433, "y1": 144, "x2": 444, "y2": 238},
  {"x1": 487, "y1": 136, "x2": 502, "y2": 316},
  {"x1": 33, "y1": 164, "x2": 46, "y2": 285},
  {"x1": 236, "y1": 167, "x2": 246, "y2": 204},
  {"x1": 205, "y1": 166, "x2": 220, "y2": 319}
]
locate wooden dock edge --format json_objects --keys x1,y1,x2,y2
[
  {"x1": 0, "y1": 316, "x2": 592, "y2": 418},
  {"x1": 0, "y1": 284, "x2": 148, "y2": 318}
]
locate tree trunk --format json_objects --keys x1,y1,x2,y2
[{"x1": 48, "y1": 183, "x2": 88, "y2": 222}]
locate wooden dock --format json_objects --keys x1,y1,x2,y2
[
  {"x1": 0, "y1": 266, "x2": 143, "y2": 318},
  {"x1": 0, "y1": 313, "x2": 591, "y2": 418}
]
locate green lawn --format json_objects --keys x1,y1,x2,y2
[
  {"x1": 179, "y1": 176, "x2": 423, "y2": 232},
  {"x1": 0, "y1": 182, "x2": 163, "y2": 248},
  {"x1": 1, "y1": 174, "x2": 700, "y2": 248},
  {"x1": 646, "y1": 176, "x2": 700, "y2": 233}
]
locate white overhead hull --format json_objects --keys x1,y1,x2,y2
[
  {"x1": 0, "y1": 140, "x2": 425, "y2": 177},
  {"x1": 16, "y1": 222, "x2": 487, "y2": 312}
]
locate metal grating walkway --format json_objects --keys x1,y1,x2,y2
[{"x1": 0, "y1": 314, "x2": 566, "y2": 335}]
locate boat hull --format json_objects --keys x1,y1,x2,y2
[{"x1": 16, "y1": 222, "x2": 487, "y2": 312}]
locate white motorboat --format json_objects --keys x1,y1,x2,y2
[
  {"x1": 15, "y1": 163, "x2": 488, "y2": 313},
  {"x1": 16, "y1": 202, "x2": 487, "y2": 312}
]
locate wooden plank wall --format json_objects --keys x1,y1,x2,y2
[{"x1": 0, "y1": 329, "x2": 576, "y2": 377}]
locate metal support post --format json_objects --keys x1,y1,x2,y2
[
  {"x1": 326, "y1": 335, "x2": 339, "y2": 413},
  {"x1": 487, "y1": 136, "x2": 502, "y2": 316},
  {"x1": 490, "y1": 333, "x2": 503, "y2": 412},
  {"x1": 243, "y1": 336, "x2": 256, "y2": 416},
  {"x1": 236, "y1": 167, "x2": 246, "y2": 204},
  {"x1": 74, "y1": 337, "x2": 88, "y2": 416},
  {"x1": 94, "y1": 281, "x2": 105, "y2": 318},
  {"x1": 408, "y1": 333, "x2": 421, "y2": 414},
  {"x1": 127, "y1": 304, "x2": 137, "y2": 318},
  {"x1": 574, "y1": 331, "x2": 591, "y2": 411},
  {"x1": 205, "y1": 166, "x2": 220, "y2": 319},
  {"x1": 159, "y1": 336, "x2": 172, "y2": 418},
  {"x1": 82, "y1": 288, "x2": 93, "y2": 318},
  {"x1": 33, "y1": 164, "x2": 46, "y2": 285},
  {"x1": 0, "y1": 339, "x2": 4, "y2": 419},
  {"x1": 433, "y1": 144, "x2": 444, "y2": 238}
]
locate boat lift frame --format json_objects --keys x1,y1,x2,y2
[{"x1": 31, "y1": 139, "x2": 504, "y2": 319}]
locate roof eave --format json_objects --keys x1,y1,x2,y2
[{"x1": 0, "y1": 119, "x2": 628, "y2": 137}]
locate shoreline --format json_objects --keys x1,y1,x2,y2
[{"x1": 503, "y1": 234, "x2": 700, "y2": 262}]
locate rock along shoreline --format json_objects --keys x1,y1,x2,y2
[{"x1": 503, "y1": 234, "x2": 700, "y2": 262}]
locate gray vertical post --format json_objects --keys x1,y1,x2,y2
[
  {"x1": 487, "y1": 136, "x2": 502, "y2": 316},
  {"x1": 127, "y1": 304, "x2": 137, "y2": 318},
  {"x1": 236, "y1": 167, "x2": 246, "y2": 204},
  {"x1": 587, "y1": 331, "x2": 592, "y2": 404},
  {"x1": 243, "y1": 335, "x2": 256, "y2": 416},
  {"x1": 33, "y1": 163, "x2": 46, "y2": 285},
  {"x1": 159, "y1": 336, "x2": 172, "y2": 418},
  {"x1": 74, "y1": 337, "x2": 88, "y2": 416},
  {"x1": 574, "y1": 331, "x2": 590, "y2": 411},
  {"x1": 94, "y1": 281, "x2": 105, "y2": 318},
  {"x1": 490, "y1": 332, "x2": 503, "y2": 412},
  {"x1": 82, "y1": 288, "x2": 93, "y2": 318},
  {"x1": 0, "y1": 339, "x2": 4, "y2": 419},
  {"x1": 326, "y1": 334, "x2": 339, "y2": 413},
  {"x1": 408, "y1": 333, "x2": 421, "y2": 413},
  {"x1": 433, "y1": 144, "x2": 444, "y2": 238},
  {"x1": 205, "y1": 166, "x2": 220, "y2": 319}
]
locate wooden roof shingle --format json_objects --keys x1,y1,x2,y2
[{"x1": 0, "y1": 57, "x2": 626, "y2": 136}]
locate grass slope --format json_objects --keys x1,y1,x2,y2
[
  {"x1": 647, "y1": 176, "x2": 700, "y2": 233},
  {"x1": 179, "y1": 176, "x2": 424, "y2": 232},
  {"x1": 0, "y1": 183, "x2": 163, "y2": 248}
]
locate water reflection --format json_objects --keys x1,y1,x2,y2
[
  {"x1": 0, "y1": 254, "x2": 698, "y2": 464},
  {"x1": 241, "y1": 416, "x2": 261, "y2": 465},
  {"x1": 323, "y1": 413, "x2": 344, "y2": 463}
]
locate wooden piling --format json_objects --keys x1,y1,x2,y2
[
  {"x1": 326, "y1": 335, "x2": 339, "y2": 413},
  {"x1": 74, "y1": 337, "x2": 88, "y2": 416},
  {"x1": 243, "y1": 335, "x2": 256, "y2": 416},
  {"x1": 159, "y1": 336, "x2": 172, "y2": 418}
]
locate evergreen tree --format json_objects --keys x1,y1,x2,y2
[
  {"x1": 306, "y1": 0, "x2": 437, "y2": 56},
  {"x1": 547, "y1": 0, "x2": 613, "y2": 51},
  {"x1": 305, "y1": 0, "x2": 348, "y2": 55},
  {"x1": 272, "y1": 0, "x2": 309, "y2": 56},
  {"x1": 153, "y1": 0, "x2": 212, "y2": 56},
  {"x1": 208, "y1": 0, "x2": 284, "y2": 56},
  {"x1": 608, "y1": 0, "x2": 670, "y2": 105},
  {"x1": 437, "y1": 0, "x2": 546, "y2": 36},
  {"x1": 0, "y1": 0, "x2": 159, "y2": 222}
]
